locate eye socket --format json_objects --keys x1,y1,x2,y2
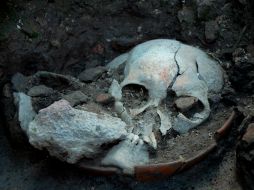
[
  {"x1": 173, "y1": 96, "x2": 204, "y2": 118},
  {"x1": 122, "y1": 84, "x2": 148, "y2": 109}
]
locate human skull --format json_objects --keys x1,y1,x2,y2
[{"x1": 107, "y1": 39, "x2": 224, "y2": 147}]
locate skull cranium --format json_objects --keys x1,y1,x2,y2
[{"x1": 107, "y1": 39, "x2": 224, "y2": 146}]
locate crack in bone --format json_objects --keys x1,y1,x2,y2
[
  {"x1": 169, "y1": 43, "x2": 182, "y2": 89},
  {"x1": 101, "y1": 39, "x2": 224, "y2": 172},
  {"x1": 107, "y1": 39, "x2": 223, "y2": 147},
  {"x1": 195, "y1": 60, "x2": 207, "y2": 83}
]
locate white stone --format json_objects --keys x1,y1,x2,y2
[
  {"x1": 13, "y1": 92, "x2": 36, "y2": 132},
  {"x1": 28, "y1": 99, "x2": 127, "y2": 164}
]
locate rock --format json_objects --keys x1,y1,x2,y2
[
  {"x1": 102, "y1": 136, "x2": 149, "y2": 174},
  {"x1": 28, "y1": 85, "x2": 54, "y2": 97},
  {"x1": 85, "y1": 59, "x2": 101, "y2": 70},
  {"x1": 177, "y1": 7, "x2": 195, "y2": 25},
  {"x1": 236, "y1": 123, "x2": 254, "y2": 190},
  {"x1": 95, "y1": 93, "x2": 114, "y2": 104},
  {"x1": 11, "y1": 73, "x2": 28, "y2": 92},
  {"x1": 247, "y1": 44, "x2": 254, "y2": 63},
  {"x1": 13, "y1": 92, "x2": 36, "y2": 132},
  {"x1": 91, "y1": 43, "x2": 104, "y2": 54},
  {"x1": 230, "y1": 48, "x2": 254, "y2": 92},
  {"x1": 2, "y1": 83, "x2": 12, "y2": 98},
  {"x1": 195, "y1": 0, "x2": 218, "y2": 21},
  {"x1": 174, "y1": 96, "x2": 198, "y2": 113},
  {"x1": 111, "y1": 37, "x2": 143, "y2": 52},
  {"x1": 16, "y1": 19, "x2": 38, "y2": 39},
  {"x1": 19, "y1": 20, "x2": 39, "y2": 38},
  {"x1": 50, "y1": 40, "x2": 61, "y2": 48},
  {"x1": 242, "y1": 123, "x2": 254, "y2": 145},
  {"x1": 63, "y1": 91, "x2": 88, "y2": 106},
  {"x1": 247, "y1": 44, "x2": 254, "y2": 56},
  {"x1": 205, "y1": 20, "x2": 219, "y2": 43},
  {"x1": 27, "y1": 99, "x2": 127, "y2": 164},
  {"x1": 78, "y1": 66, "x2": 106, "y2": 82},
  {"x1": 2, "y1": 90, "x2": 29, "y2": 146}
]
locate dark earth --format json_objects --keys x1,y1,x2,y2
[{"x1": 0, "y1": 0, "x2": 254, "y2": 189}]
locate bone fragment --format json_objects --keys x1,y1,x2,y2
[
  {"x1": 157, "y1": 109, "x2": 172, "y2": 135},
  {"x1": 102, "y1": 134, "x2": 149, "y2": 174},
  {"x1": 143, "y1": 132, "x2": 157, "y2": 149},
  {"x1": 109, "y1": 79, "x2": 122, "y2": 101}
]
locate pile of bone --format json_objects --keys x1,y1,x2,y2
[{"x1": 7, "y1": 39, "x2": 224, "y2": 175}]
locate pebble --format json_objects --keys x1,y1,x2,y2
[
  {"x1": 177, "y1": 6, "x2": 195, "y2": 24},
  {"x1": 111, "y1": 37, "x2": 142, "y2": 52},
  {"x1": 91, "y1": 43, "x2": 104, "y2": 54},
  {"x1": 2, "y1": 83, "x2": 12, "y2": 98},
  {"x1": 95, "y1": 93, "x2": 114, "y2": 104},
  {"x1": 28, "y1": 85, "x2": 54, "y2": 97},
  {"x1": 247, "y1": 44, "x2": 254, "y2": 57},
  {"x1": 11, "y1": 73, "x2": 28, "y2": 92},
  {"x1": 242, "y1": 123, "x2": 254, "y2": 144},
  {"x1": 174, "y1": 96, "x2": 198, "y2": 113},
  {"x1": 205, "y1": 20, "x2": 219, "y2": 43},
  {"x1": 78, "y1": 66, "x2": 106, "y2": 82},
  {"x1": 63, "y1": 91, "x2": 88, "y2": 106},
  {"x1": 50, "y1": 40, "x2": 61, "y2": 48},
  {"x1": 196, "y1": 0, "x2": 217, "y2": 20}
]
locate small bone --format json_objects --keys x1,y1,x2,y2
[
  {"x1": 102, "y1": 134, "x2": 149, "y2": 174},
  {"x1": 143, "y1": 132, "x2": 157, "y2": 149},
  {"x1": 109, "y1": 79, "x2": 122, "y2": 101},
  {"x1": 135, "y1": 120, "x2": 153, "y2": 136},
  {"x1": 110, "y1": 80, "x2": 134, "y2": 127},
  {"x1": 127, "y1": 133, "x2": 139, "y2": 144},
  {"x1": 114, "y1": 101, "x2": 133, "y2": 127},
  {"x1": 114, "y1": 101, "x2": 124, "y2": 114},
  {"x1": 157, "y1": 109, "x2": 172, "y2": 135},
  {"x1": 120, "y1": 109, "x2": 133, "y2": 126}
]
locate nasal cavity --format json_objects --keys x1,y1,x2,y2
[{"x1": 122, "y1": 84, "x2": 148, "y2": 109}]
